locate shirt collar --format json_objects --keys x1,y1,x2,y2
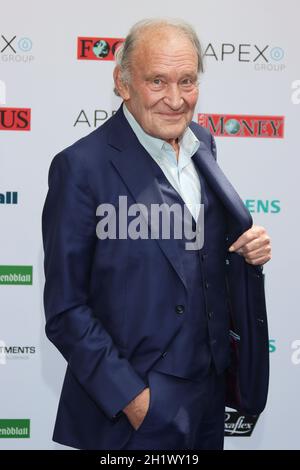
[{"x1": 123, "y1": 103, "x2": 200, "y2": 163}]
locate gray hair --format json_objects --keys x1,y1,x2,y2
[{"x1": 114, "y1": 18, "x2": 203, "y2": 96}]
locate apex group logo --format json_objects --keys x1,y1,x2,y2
[
  {"x1": 1, "y1": 35, "x2": 34, "y2": 63},
  {"x1": 198, "y1": 113, "x2": 284, "y2": 138},
  {"x1": 224, "y1": 412, "x2": 259, "y2": 436},
  {"x1": 0, "y1": 107, "x2": 31, "y2": 131},
  {"x1": 74, "y1": 108, "x2": 117, "y2": 127},
  {"x1": 77, "y1": 37, "x2": 124, "y2": 61},
  {"x1": 204, "y1": 42, "x2": 285, "y2": 72}
]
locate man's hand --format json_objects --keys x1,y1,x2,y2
[
  {"x1": 123, "y1": 387, "x2": 150, "y2": 431},
  {"x1": 229, "y1": 225, "x2": 271, "y2": 265}
]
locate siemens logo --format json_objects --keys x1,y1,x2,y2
[{"x1": 244, "y1": 199, "x2": 280, "y2": 214}]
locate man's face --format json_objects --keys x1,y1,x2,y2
[{"x1": 119, "y1": 28, "x2": 199, "y2": 142}]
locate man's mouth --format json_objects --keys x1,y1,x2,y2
[{"x1": 157, "y1": 112, "x2": 184, "y2": 120}]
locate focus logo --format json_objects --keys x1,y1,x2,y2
[
  {"x1": 0, "y1": 107, "x2": 31, "y2": 131},
  {"x1": 77, "y1": 37, "x2": 124, "y2": 61},
  {"x1": 225, "y1": 412, "x2": 259, "y2": 436},
  {"x1": 198, "y1": 113, "x2": 284, "y2": 138}
]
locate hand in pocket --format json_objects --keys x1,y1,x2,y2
[{"x1": 123, "y1": 387, "x2": 151, "y2": 431}]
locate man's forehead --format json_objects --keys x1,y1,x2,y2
[
  {"x1": 133, "y1": 27, "x2": 195, "y2": 54},
  {"x1": 132, "y1": 33, "x2": 197, "y2": 69},
  {"x1": 133, "y1": 50, "x2": 198, "y2": 76}
]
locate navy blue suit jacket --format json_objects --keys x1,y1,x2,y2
[{"x1": 42, "y1": 106, "x2": 269, "y2": 449}]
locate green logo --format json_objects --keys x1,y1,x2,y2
[
  {"x1": 0, "y1": 419, "x2": 30, "y2": 438},
  {"x1": 0, "y1": 266, "x2": 32, "y2": 285},
  {"x1": 244, "y1": 199, "x2": 281, "y2": 214}
]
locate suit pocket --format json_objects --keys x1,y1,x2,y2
[{"x1": 133, "y1": 370, "x2": 156, "y2": 434}]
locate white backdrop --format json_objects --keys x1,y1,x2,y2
[{"x1": 0, "y1": 0, "x2": 299, "y2": 450}]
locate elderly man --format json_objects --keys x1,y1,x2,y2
[{"x1": 42, "y1": 18, "x2": 271, "y2": 450}]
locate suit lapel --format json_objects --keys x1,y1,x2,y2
[
  {"x1": 109, "y1": 109, "x2": 187, "y2": 290},
  {"x1": 192, "y1": 143, "x2": 253, "y2": 244}
]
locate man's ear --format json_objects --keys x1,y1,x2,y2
[{"x1": 113, "y1": 66, "x2": 130, "y2": 100}]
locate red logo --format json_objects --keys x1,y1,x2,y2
[
  {"x1": 0, "y1": 107, "x2": 31, "y2": 131},
  {"x1": 198, "y1": 113, "x2": 284, "y2": 138},
  {"x1": 77, "y1": 37, "x2": 124, "y2": 61}
]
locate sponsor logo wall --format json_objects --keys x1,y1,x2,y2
[{"x1": 0, "y1": 0, "x2": 299, "y2": 450}]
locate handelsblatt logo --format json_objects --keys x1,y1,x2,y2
[
  {"x1": 224, "y1": 412, "x2": 259, "y2": 436},
  {"x1": 0, "y1": 419, "x2": 30, "y2": 438},
  {"x1": 0, "y1": 266, "x2": 32, "y2": 285},
  {"x1": 0, "y1": 191, "x2": 18, "y2": 204},
  {"x1": 77, "y1": 37, "x2": 124, "y2": 60},
  {"x1": 0, "y1": 107, "x2": 31, "y2": 131},
  {"x1": 198, "y1": 113, "x2": 284, "y2": 138}
]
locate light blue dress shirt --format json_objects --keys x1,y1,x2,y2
[{"x1": 123, "y1": 104, "x2": 201, "y2": 222}]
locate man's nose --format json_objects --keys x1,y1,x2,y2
[{"x1": 163, "y1": 84, "x2": 184, "y2": 110}]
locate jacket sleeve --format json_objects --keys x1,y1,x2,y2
[{"x1": 42, "y1": 150, "x2": 146, "y2": 420}]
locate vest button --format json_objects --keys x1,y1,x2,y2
[
  {"x1": 208, "y1": 311, "x2": 213, "y2": 319},
  {"x1": 175, "y1": 305, "x2": 185, "y2": 314},
  {"x1": 205, "y1": 281, "x2": 210, "y2": 289}
]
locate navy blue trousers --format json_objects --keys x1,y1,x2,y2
[{"x1": 122, "y1": 366, "x2": 225, "y2": 450}]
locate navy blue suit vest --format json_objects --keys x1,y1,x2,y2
[{"x1": 147, "y1": 155, "x2": 230, "y2": 380}]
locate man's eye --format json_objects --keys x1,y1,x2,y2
[
  {"x1": 181, "y1": 78, "x2": 195, "y2": 86},
  {"x1": 153, "y1": 79, "x2": 162, "y2": 85}
]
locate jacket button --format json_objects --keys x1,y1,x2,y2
[
  {"x1": 205, "y1": 281, "x2": 209, "y2": 289},
  {"x1": 175, "y1": 305, "x2": 185, "y2": 314},
  {"x1": 208, "y1": 311, "x2": 213, "y2": 319},
  {"x1": 161, "y1": 351, "x2": 168, "y2": 358}
]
